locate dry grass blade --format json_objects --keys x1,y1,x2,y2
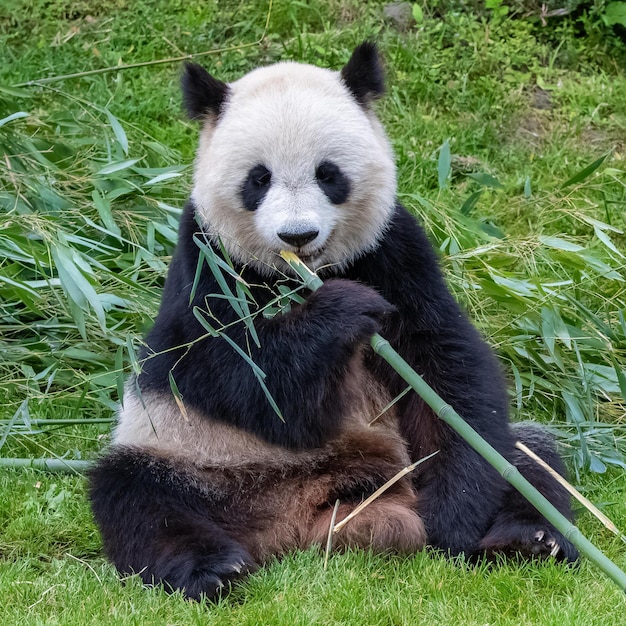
[
  {"x1": 368, "y1": 385, "x2": 412, "y2": 426},
  {"x1": 324, "y1": 499, "x2": 341, "y2": 570},
  {"x1": 516, "y1": 441, "x2": 626, "y2": 543},
  {"x1": 333, "y1": 451, "x2": 439, "y2": 534}
]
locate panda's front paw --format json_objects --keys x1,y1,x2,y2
[{"x1": 307, "y1": 279, "x2": 394, "y2": 342}]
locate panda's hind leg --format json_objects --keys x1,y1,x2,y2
[
  {"x1": 89, "y1": 447, "x2": 256, "y2": 600},
  {"x1": 478, "y1": 422, "x2": 578, "y2": 562}
]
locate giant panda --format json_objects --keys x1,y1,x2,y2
[{"x1": 89, "y1": 43, "x2": 578, "y2": 601}]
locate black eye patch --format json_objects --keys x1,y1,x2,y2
[
  {"x1": 241, "y1": 164, "x2": 272, "y2": 212},
  {"x1": 315, "y1": 161, "x2": 350, "y2": 204}
]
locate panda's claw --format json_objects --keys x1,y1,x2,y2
[
  {"x1": 228, "y1": 559, "x2": 247, "y2": 574},
  {"x1": 479, "y1": 522, "x2": 576, "y2": 562},
  {"x1": 547, "y1": 538, "x2": 561, "y2": 558}
]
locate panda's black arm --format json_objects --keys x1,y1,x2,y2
[
  {"x1": 138, "y1": 230, "x2": 392, "y2": 450},
  {"x1": 347, "y1": 203, "x2": 517, "y2": 553}
]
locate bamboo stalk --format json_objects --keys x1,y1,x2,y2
[
  {"x1": 1, "y1": 458, "x2": 92, "y2": 474},
  {"x1": 0, "y1": 419, "x2": 115, "y2": 426},
  {"x1": 280, "y1": 251, "x2": 626, "y2": 594}
]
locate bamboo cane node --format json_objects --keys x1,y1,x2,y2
[
  {"x1": 564, "y1": 526, "x2": 582, "y2": 541},
  {"x1": 500, "y1": 463, "x2": 519, "y2": 481},
  {"x1": 370, "y1": 335, "x2": 389, "y2": 352},
  {"x1": 437, "y1": 404, "x2": 455, "y2": 421}
]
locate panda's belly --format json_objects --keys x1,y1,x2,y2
[{"x1": 113, "y1": 365, "x2": 408, "y2": 471}]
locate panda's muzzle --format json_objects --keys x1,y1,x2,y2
[{"x1": 277, "y1": 229, "x2": 319, "y2": 248}]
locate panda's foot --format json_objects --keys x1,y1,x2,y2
[
  {"x1": 148, "y1": 545, "x2": 257, "y2": 601},
  {"x1": 478, "y1": 520, "x2": 578, "y2": 563}
]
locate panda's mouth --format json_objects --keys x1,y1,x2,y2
[{"x1": 295, "y1": 247, "x2": 325, "y2": 264}]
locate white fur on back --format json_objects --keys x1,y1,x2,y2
[{"x1": 191, "y1": 60, "x2": 397, "y2": 274}]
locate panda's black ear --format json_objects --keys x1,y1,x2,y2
[
  {"x1": 181, "y1": 63, "x2": 230, "y2": 120},
  {"x1": 340, "y1": 42, "x2": 385, "y2": 106}
]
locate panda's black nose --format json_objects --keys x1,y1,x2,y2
[{"x1": 277, "y1": 230, "x2": 319, "y2": 247}]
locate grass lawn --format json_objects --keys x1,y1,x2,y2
[{"x1": 1, "y1": 0, "x2": 626, "y2": 623}]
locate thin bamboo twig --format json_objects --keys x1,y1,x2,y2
[
  {"x1": 516, "y1": 441, "x2": 626, "y2": 544},
  {"x1": 280, "y1": 250, "x2": 626, "y2": 594}
]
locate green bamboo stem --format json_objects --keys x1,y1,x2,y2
[
  {"x1": 281, "y1": 251, "x2": 626, "y2": 594},
  {"x1": 1, "y1": 458, "x2": 92, "y2": 473},
  {"x1": 0, "y1": 419, "x2": 115, "y2": 426}
]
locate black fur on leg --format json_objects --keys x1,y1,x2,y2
[
  {"x1": 88, "y1": 448, "x2": 257, "y2": 601},
  {"x1": 478, "y1": 422, "x2": 579, "y2": 563},
  {"x1": 346, "y1": 203, "x2": 514, "y2": 555}
]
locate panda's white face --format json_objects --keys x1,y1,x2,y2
[{"x1": 190, "y1": 60, "x2": 396, "y2": 275}]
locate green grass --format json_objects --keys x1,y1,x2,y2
[
  {"x1": 1, "y1": 0, "x2": 626, "y2": 622},
  {"x1": 1, "y1": 467, "x2": 625, "y2": 625}
]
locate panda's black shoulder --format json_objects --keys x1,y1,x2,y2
[{"x1": 344, "y1": 202, "x2": 453, "y2": 313}]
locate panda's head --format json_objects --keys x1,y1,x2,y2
[{"x1": 183, "y1": 42, "x2": 396, "y2": 275}]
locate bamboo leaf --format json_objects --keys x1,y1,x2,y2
[
  {"x1": 0, "y1": 85, "x2": 33, "y2": 98},
  {"x1": 438, "y1": 140, "x2": 451, "y2": 190},
  {"x1": 168, "y1": 370, "x2": 189, "y2": 421},
  {"x1": 460, "y1": 190, "x2": 482, "y2": 216},
  {"x1": 96, "y1": 158, "x2": 140, "y2": 176},
  {"x1": 0, "y1": 401, "x2": 29, "y2": 450},
  {"x1": 539, "y1": 236, "x2": 585, "y2": 252},
  {"x1": 189, "y1": 252, "x2": 204, "y2": 304},
  {"x1": 594, "y1": 225, "x2": 624, "y2": 258},
  {"x1": 610, "y1": 357, "x2": 626, "y2": 401},
  {"x1": 126, "y1": 335, "x2": 142, "y2": 375},
  {"x1": 467, "y1": 172, "x2": 504, "y2": 189},
  {"x1": 524, "y1": 175, "x2": 532, "y2": 198},
  {"x1": 143, "y1": 171, "x2": 182, "y2": 186},
  {"x1": 51, "y1": 242, "x2": 107, "y2": 331},
  {"x1": 0, "y1": 275, "x2": 41, "y2": 298},
  {"x1": 236, "y1": 281, "x2": 261, "y2": 348},
  {"x1": 152, "y1": 222, "x2": 178, "y2": 245},
  {"x1": 92, "y1": 189, "x2": 121, "y2": 237},
  {"x1": 194, "y1": 236, "x2": 246, "y2": 319},
  {"x1": 561, "y1": 153, "x2": 608, "y2": 188},
  {"x1": 115, "y1": 345, "x2": 125, "y2": 406},
  {"x1": 105, "y1": 109, "x2": 129, "y2": 155},
  {"x1": 0, "y1": 111, "x2": 29, "y2": 127}
]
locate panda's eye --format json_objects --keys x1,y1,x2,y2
[
  {"x1": 255, "y1": 168, "x2": 272, "y2": 187},
  {"x1": 315, "y1": 160, "x2": 350, "y2": 205},
  {"x1": 315, "y1": 163, "x2": 335, "y2": 184},
  {"x1": 241, "y1": 164, "x2": 272, "y2": 211}
]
